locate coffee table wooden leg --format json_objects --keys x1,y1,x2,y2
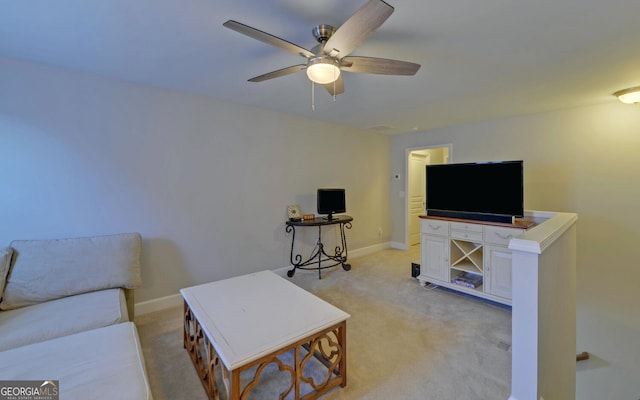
[
  {"x1": 338, "y1": 321, "x2": 347, "y2": 387},
  {"x1": 231, "y1": 369, "x2": 240, "y2": 400},
  {"x1": 294, "y1": 346, "x2": 301, "y2": 399},
  {"x1": 206, "y1": 341, "x2": 217, "y2": 400}
]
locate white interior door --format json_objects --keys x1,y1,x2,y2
[{"x1": 408, "y1": 152, "x2": 428, "y2": 246}]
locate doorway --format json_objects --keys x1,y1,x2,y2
[{"x1": 406, "y1": 145, "x2": 451, "y2": 247}]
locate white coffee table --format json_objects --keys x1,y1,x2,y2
[{"x1": 181, "y1": 270, "x2": 350, "y2": 400}]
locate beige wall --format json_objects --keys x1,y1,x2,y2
[
  {"x1": 0, "y1": 56, "x2": 392, "y2": 303},
  {"x1": 391, "y1": 103, "x2": 640, "y2": 399},
  {"x1": 3, "y1": 52, "x2": 639, "y2": 397}
]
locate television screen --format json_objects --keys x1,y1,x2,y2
[
  {"x1": 426, "y1": 161, "x2": 524, "y2": 223},
  {"x1": 317, "y1": 189, "x2": 346, "y2": 220}
]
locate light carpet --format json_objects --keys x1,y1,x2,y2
[{"x1": 136, "y1": 246, "x2": 512, "y2": 399}]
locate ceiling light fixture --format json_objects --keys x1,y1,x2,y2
[
  {"x1": 613, "y1": 86, "x2": 640, "y2": 104},
  {"x1": 306, "y1": 57, "x2": 340, "y2": 84}
]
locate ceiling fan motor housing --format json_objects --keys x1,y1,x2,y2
[{"x1": 312, "y1": 25, "x2": 336, "y2": 43}]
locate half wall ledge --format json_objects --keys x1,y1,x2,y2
[{"x1": 508, "y1": 211, "x2": 578, "y2": 400}]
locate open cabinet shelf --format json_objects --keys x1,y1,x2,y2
[{"x1": 450, "y1": 239, "x2": 483, "y2": 273}]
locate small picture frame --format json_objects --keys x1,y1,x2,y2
[{"x1": 287, "y1": 204, "x2": 302, "y2": 221}]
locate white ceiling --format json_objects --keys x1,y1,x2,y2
[{"x1": 1, "y1": 0, "x2": 639, "y2": 134}]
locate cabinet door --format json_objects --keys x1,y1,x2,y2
[
  {"x1": 420, "y1": 234, "x2": 449, "y2": 282},
  {"x1": 484, "y1": 245, "x2": 513, "y2": 299}
]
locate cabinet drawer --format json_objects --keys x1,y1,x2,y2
[
  {"x1": 484, "y1": 226, "x2": 524, "y2": 246},
  {"x1": 450, "y1": 230, "x2": 483, "y2": 242},
  {"x1": 449, "y1": 221, "x2": 483, "y2": 233},
  {"x1": 420, "y1": 219, "x2": 449, "y2": 236}
]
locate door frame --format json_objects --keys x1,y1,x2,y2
[
  {"x1": 403, "y1": 144, "x2": 453, "y2": 250},
  {"x1": 408, "y1": 152, "x2": 429, "y2": 246}
]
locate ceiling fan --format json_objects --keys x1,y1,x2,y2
[{"x1": 223, "y1": 0, "x2": 421, "y2": 97}]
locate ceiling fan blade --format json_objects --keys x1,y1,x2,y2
[
  {"x1": 248, "y1": 64, "x2": 307, "y2": 82},
  {"x1": 323, "y1": 0, "x2": 394, "y2": 59},
  {"x1": 223, "y1": 20, "x2": 315, "y2": 59},
  {"x1": 341, "y1": 56, "x2": 420, "y2": 75},
  {"x1": 321, "y1": 76, "x2": 345, "y2": 96}
]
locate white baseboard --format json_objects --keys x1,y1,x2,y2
[
  {"x1": 136, "y1": 242, "x2": 393, "y2": 316},
  {"x1": 135, "y1": 293, "x2": 182, "y2": 316},
  {"x1": 390, "y1": 241, "x2": 408, "y2": 250},
  {"x1": 350, "y1": 242, "x2": 391, "y2": 258}
]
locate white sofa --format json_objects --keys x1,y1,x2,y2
[{"x1": 0, "y1": 233, "x2": 152, "y2": 399}]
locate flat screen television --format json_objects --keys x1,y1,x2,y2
[
  {"x1": 425, "y1": 161, "x2": 524, "y2": 224},
  {"x1": 317, "y1": 188, "x2": 346, "y2": 220}
]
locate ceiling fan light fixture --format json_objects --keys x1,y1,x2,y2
[
  {"x1": 614, "y1": 86, "x2": 640, "y2": 104},
  {"x1": 306, "y1": 57, "x2": 340, "y2": 84}
]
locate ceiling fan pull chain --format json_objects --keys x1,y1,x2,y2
[
  {"x1": 333, "y1": 71, "x2": 337, "y2": 102},
  {"x1": 311, "y1": 81, "x2": 316, "y2": 112}
]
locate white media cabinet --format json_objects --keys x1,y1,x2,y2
[
  {"x1": 417, "y1": 215, "x2": 534, "y2": 305},
  {"x1": 417, "y1": 211, "x2": 578, "y2": 399}
]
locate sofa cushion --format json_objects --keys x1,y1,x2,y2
[
  {"x1": 0, "y1": 321, "x2": 152, "y2": 400},
  {"x1": 0, "y1": 288, "x2": 128, "y2": 351},
  {"x1": 0, "y1": 233, "x2": 141, "y2": 310},
  {"x1": 0, "y1": 247, "x2": 12, "y2": 297}
]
